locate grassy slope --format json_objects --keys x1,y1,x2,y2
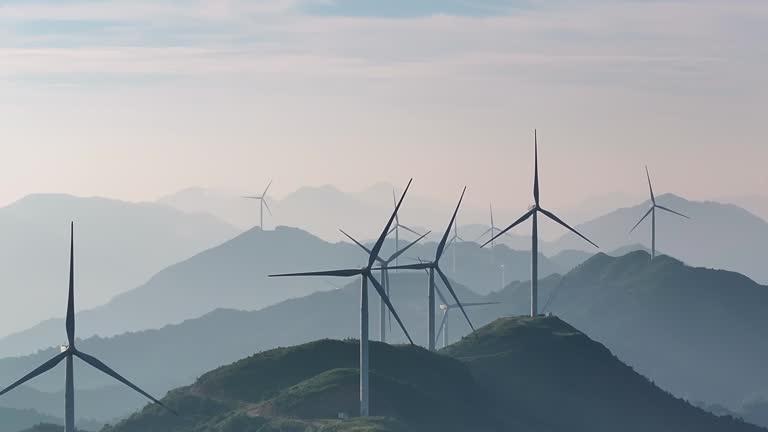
[
  {"x1": 102, "y1": 340, "x2": 490, "y2": 432},
  {"x1": 95, "y1": 316, "x2": 765, "y2": 432},
  {"x1": 444, "y1": 316, "x2": 763, "y2": 432}
]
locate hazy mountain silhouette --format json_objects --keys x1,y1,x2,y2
[
  {"x1": 490, "y1": 251, "x2": 768, "y2": 412},
  {"x1": 102, "y1": 340, "x2": 490, "y2": 432},
  {"x1": 54, "y1": 317, "x2": 765, "y2": 432},
  {"x1": 5, "y1": 251, "x2": 767, "y2": 424},
  {"x1": 2, "y1": 407, "x2": 61, "y2": 432},
  {"x1": 720, "y1": 194, "x2": 768, "y2": 221},
  {"x1": 0, "y1": 194, "x2": 238, "y2": 337},
  {"x1": 159, "y1": 183, "x2": 616, "y2": 243},
  {"x1": 0, "y1": 273, "x2": 496, "y2": 422},
  {"x1": 551, "y1": 193, "x2": 768, "y2": 283},
  {"x1": 0, "y1": 226, "x2": 566, "y2": 357},
  {"x1": 443, "y1": 316, "x2": 763, "y2": 432},
  {"x1": 549, "y1": 249, "x2": 593, "y2": 271}
]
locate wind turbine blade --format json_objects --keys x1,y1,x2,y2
[
  {"x1": 269, "y1": 269, "x2": 362, "y2": 278},
  {"x1": 436, "y1": 187, "x2": 467, "y2": 261},
  {"x1": 367, "y1": 274, "x2": 414, "y2": 345},
  {"x1": 481, "y1": 209, "x2": 534, "y2": 248},
  {"x1": 502, "y1": 231, "x2": 517, "y2": 240},
  {"x1": 262, "y1": 179, "x2": 273, "y2": 197},
  {"x1": 392, "y1": 189, "x2": 400, "y2": 224},
  {"x1": 241, "y1": 196, "x2": 261, "y2": 199},
  {"x1": 435, "y1": 310, "x2": 448, "y2": 344},
  {"x1": 399, "y1": 225, "x2": 423, "y2": 237},
  {"x1": 534, "y1": 130, "x2": 540, "y2": 206},
  {"x1": 434, "y1": 283, "x2": 449, "y2": 306},
  {"x1": 339, "y1": 229, "x2": 378, "y2": 260},
  {"x1": 0, "y1": 352, "x2": 67, "y2": 397},
  {"x1": 629, "y1": 207, "x2": 653, "y2": 233},
  {"x1": 489, "y1": 203, "x2": 495, "y2": 230},
  {"x1": 646, "y1": 166, "x2": 655, "y2": 204},
  {"x1": 436, "y1": 267, "x2": 474, "y2": 331},
  {"x1": 461, "y1": 302, "x2": 502, "y2": 307},
  {"x1": 376, "y1": 263, "x2": 430, "y2": 271},
  {"x1": 67, "y1": 222, "x2": 75, "y2": 347},
  {"x1": 263, "y1": 200, "x2": 273, "y2": 216},
  {"x1": 75, "y1": 351, "x2": 177, "y2": 415},
  {"x1": 539, "y1": 208, "x2": 599, "y2": 248},
  {"x1": 389, "y1": 231, "x2": 430, "y2": 262},
  {"x1": 473, "y1": 228, "x2": 492, "y2": 243},
  {"x1": 656, "y1": 205, "x2": 690, "y2": 219},
  {"x1": 371, "y1": 179, "x2": 413, "y2": 268}
]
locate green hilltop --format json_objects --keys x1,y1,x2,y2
[{"x1": 92, "y1": 316, "x2": 761, "y2": 432}]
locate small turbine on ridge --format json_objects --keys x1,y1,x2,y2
[{"x1": 629, "y1": 166, "x2": 690, "y2": 259}]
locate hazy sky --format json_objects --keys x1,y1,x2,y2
[{"x1": 1, "y1": 0, "x2": 766, "y2": 210}]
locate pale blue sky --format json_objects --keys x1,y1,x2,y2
[{"x1": 0, "y1": 0, "x2": 766, "y2": 210}]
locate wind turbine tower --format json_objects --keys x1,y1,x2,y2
[
  {"x1": 341, "y1": 229, "x2": 429, "y2": 343},
  {"x1": 243, "y1": 179, "x2": 274, "y2": 229},
  {"x1": 475, "y1": 203, "x2": 514, "y2": 263},
  {"x1": 270, "y1": 180, "x2": 416, "y2": 417},
  {"x1": 388, "y1": 187, "x2": 474, "y2": 351},
  {"x1": 0, "y1": 224, "x2": 174, "y2": 432},
  {"x1": 483, "y1": 130, "x2": 599, "y2": 317},
  {"x1": 388, "y1": 188, "x2": 426, "y2": 267},
  {"x1": 630, "y1": 166, "x2": 690, "y2": 259}
]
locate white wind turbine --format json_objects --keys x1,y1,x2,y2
[
  {"x1": 630, "y1": 166, "x2": 690, "y2": 259},
  {"x1": 270, "y1": 179, "x2": 416, "y2": 417},
  {"x1": 340, "y1": 229, "x2": 430, "y2": 343},
  {"x1": 242, "y1": 179, "x2": 273, "y2": 229},
  {"x1": 483, "y1": 130, "x2": 599, "y2": 317},
  {"x1": 0, "y1": 223, "x2": 175, "y2": 432},
  {"x1": 386, "y1": 187, "x2": 474, "y2": 352},
  {"x1": 388, "y1": 188, "x2": 427, "y2": 268}
]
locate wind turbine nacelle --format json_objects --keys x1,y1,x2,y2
[
  {"x1": 439, "y1": 304, "x2": 449, "y2": 311},
  {"x1": 60, "y1": 345, "x2": 69, "y2": 353}
]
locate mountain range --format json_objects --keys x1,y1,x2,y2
[
  {"x1": 0, "y1": 226, "x2": 568, "y2": 358},
  {"x1": 50, "y1": 317, "x2": 766, "y2": 432},
  {"x1": 0, "y1": 251, "x2": 768, "y2": 426},
  {"x1": 0, "y1": 194, "x2": 238, "y2": 336},
  {"x1": 4, "y1": 251, "x2": 768, "y2": 428},
  {"x1": 550, "y1": 193, "x2": 768, "y2": 283},
  {"x1": 162, "y1": 185, "x2": 768, "y2": 284}
]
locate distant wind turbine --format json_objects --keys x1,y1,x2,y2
[
  {"x1": 340, "y1": 229, "x2": 430, "y2": 343},
  {"x1": 387, "y1": 187, "x2": 474, "y2": 351},
  {"x1": 447, "y1": 215, "x2": 466, "y2": 273},
  {"x1": 0, "y1": 223, "x2": 175, "y2": 432},
  {"x1": 483, "y1": 130, "x2": 599, "y2": 317},
  {"x1": 270, "y1": 179, "x2": 416, "y2": 417},
  {"x1": 475, "y1": 203, "x2": 515, "y2": 263},
  {"x1": 242, "y1": 179, "x2": 273, "y2": 229},
  {"x1": 388, "y1": 188, "x2": 426, "y2": 268},
  {"x1": 630, "y1": 166, "x2": 690, "y2": 259},
  {"x1": 436, "y1": 297, "x2": 500, "y2": 349}
]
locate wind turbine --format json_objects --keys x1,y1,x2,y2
[
  {"x1": 270, "y1": 180, "x2": 416, "y2": 417},
  {"x1": 475, "y1": 203, "x2": 515, "y2": 263},
  {"x1": 437, "y1": 298, "x2": 500, "y2": 349},
  {"x1": 242, "y1": 179, "x2": 273, "y2": 229},
  {"x1": 388, "y1": 188, "x2": 426, "y2": 268},
  {"x1": 387, "y1": 187, "x2": 474, "y2": 351},
  {"x1": 0, "y1": 223, "x2": 174, "y2": 432},
  {"x1": 482, "y1": 130, "x2": 599, "y2": 317},
  {"x1": 447, "y1": 216, "x2": 466, "y2": 273},
  {"x1": 630, "y1": 166, "x2": 690, "y2": 259},
  {"x1": 340, "y1": 229, "x2": 430, "y2": 343}
]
